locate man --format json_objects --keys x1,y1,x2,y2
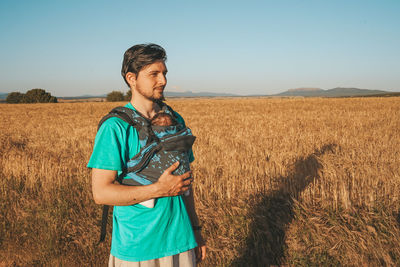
[{"x1": 88, "y1": 43, "x2": 206, "y2": 266}]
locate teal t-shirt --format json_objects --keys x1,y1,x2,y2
[{"x1": 87, "y1": 102, "x2": 197, "y2": 262}]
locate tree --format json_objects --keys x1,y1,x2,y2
[
  {"x1": 6, "y1": 92, "x2": 24, "y2": 103},
  {"x1": 107, "y1": 91, "x2": 125, "y2": 102},
  {"x1": 22, "y1": 88, "x2": 57, "y2": 103},
  {"x1": 124, "y1": 90, "x2": 132, "y2": 101}
]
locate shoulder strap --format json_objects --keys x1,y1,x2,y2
[{"x1": 97, "y1": 106, "x2": 142, "y2": 132}]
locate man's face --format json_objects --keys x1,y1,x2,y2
[{"x1": 133, "y1": 61, "x2": 168, "y2": 101}]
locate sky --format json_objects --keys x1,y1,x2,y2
[{"x1": 0, "y1": 0, "x2": 399, "y2": 97}]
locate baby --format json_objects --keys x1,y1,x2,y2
[{"x1": 137, "y1": 111, "x2": 192, "y2": 208}]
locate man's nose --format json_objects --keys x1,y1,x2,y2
[{"x1": 158, "y1": 73, "x2": 167, "y2": 85}]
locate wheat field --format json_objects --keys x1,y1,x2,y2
[{"x1": 0, "y1": 97, "x2": 399, "y2": 266}]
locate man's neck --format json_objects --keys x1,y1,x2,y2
[{"x1": 130, "y1": 92, "x2": 161, "y2": 119}]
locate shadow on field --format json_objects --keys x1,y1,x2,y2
[{"x1": 231, "y1": 143, "x2": 338, "y2": 266}]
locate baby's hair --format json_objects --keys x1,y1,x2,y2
[{"x1": 151, "y1": 112, "x2": 177, "y2": 126}]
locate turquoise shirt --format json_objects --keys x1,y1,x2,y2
[{"x1": 88, "y1": 102, "x2": 197, "y2": 262}]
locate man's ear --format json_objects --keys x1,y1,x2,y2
[{"x1": 126, "y1": 72, "x2": 136, "y2": 88}]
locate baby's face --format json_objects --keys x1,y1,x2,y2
[{"x1": 151, "y1": 112, "x2": 177, "y2": 126}]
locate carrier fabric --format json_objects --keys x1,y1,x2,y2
[
  {"x1": 99, "y1": 104, "x2": 196, "y2": 187},
  {"x1": 124, "y1": 126, "x2": 195, "y2": 186}
]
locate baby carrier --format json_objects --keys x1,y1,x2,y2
[{"x1": 97, "y1": 102, "x2": 196, "y2": 242}]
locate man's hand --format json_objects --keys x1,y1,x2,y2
[
  {"x1": 194, "y1": 230, "x2": 207, "y2": 263},
  {"x1": 155, "y1": 161, "x2": 193, "y2": 197}
]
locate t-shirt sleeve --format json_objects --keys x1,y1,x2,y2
[
  {"x1": 173, "y1": 111, "x2": 195, "y2": 163},
  {"x1": 87, "y1": 118, "x2": 129, "y2": 171}
]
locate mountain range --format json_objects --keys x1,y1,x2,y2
[
  {"x1": 0, "y1": 87, "x2": 398, "y2": 100},
  {"x1": 275, "y1": 87, "x2": 389, "y2": 97},
  {"x1": 164, "y1": 91, "x2": 237, "y2": 97}
]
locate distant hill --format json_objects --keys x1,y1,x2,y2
[
  {"x1": 287, "y1": 87, "x2": 323, "y2": 93},
  {"x1": 276, "y1": 87, "x2": 389, "y2": 97},
  {"x1": 57, "y1": 94, "x2": 107, "y2": 100},
  {"x1": 165, "y1": 90, "x2": 238, "y2": 97}
]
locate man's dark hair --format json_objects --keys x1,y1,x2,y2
[{"x1": 121, "y1": 43, "x2": 167, "y2": 87}]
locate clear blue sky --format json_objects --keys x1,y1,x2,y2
[{"x1": 1, "y1": 0, "x2": 399, "y2": 96}]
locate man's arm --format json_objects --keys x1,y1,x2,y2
[
  {"x1": 183, "y1": 186, "x2": 207, "y2": 262},
  {"x1": 92, "y1": 161, "x2": 193, "y2": 206}
]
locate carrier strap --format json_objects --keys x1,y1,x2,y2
[
  {"x1": 99, "y1": 205, "x2": 110, "y2": 243},
  {"x1": 97, "y1": 106, "x2": 142, "y2": 132}
]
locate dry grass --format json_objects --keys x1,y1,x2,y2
[{"x1": 0, "y1": 97, "x2": 399, "y2": 266}]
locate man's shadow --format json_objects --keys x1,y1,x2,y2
[{"x1": 231, "y1": 144, "x2": 338, "y2": 266}]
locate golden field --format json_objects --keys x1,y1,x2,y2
[{"x1": 0, "y1": 97, "x2": 399, "y2": 266}]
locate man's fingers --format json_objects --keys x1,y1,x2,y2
[
  {"x1": 183, "y1": 177, "x2": 193, "y2": 186},
  {"x1": 195, "y1": 245, "x2": 206, "y2": 262},
  {"x1": 181, "y1": 170, "x2": 192, "y2": 180},
  {"x1": 165, "y1": 161, "x2": 180, "y2": 174},
  {"x1": 201, "y1": 245, "x2": 206, "y2": 260}
]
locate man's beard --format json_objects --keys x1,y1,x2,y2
[{"x1": 136, "y1": 86, "x2": 165, "y2": 102}]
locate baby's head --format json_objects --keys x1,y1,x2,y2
[{"x1": 151, "y1": 112, "x2": 177, "y2": 126}]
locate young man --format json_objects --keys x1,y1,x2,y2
[{"x1": 88, "y1": 44, "x2": 206, "y2": 266}]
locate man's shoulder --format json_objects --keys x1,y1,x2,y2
[
  {"x1": 98, "y1": 103, "x2": 135, "y2": 130},
  {"x1": 98, "y1": 116, "x2": 133, "y2": 133},
  {"x1": 88, "y1": 110, "x2": 140, "y2": 170},
  {"x1": 97, "y1": 115, "x2": 139, "y2": 144}
]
